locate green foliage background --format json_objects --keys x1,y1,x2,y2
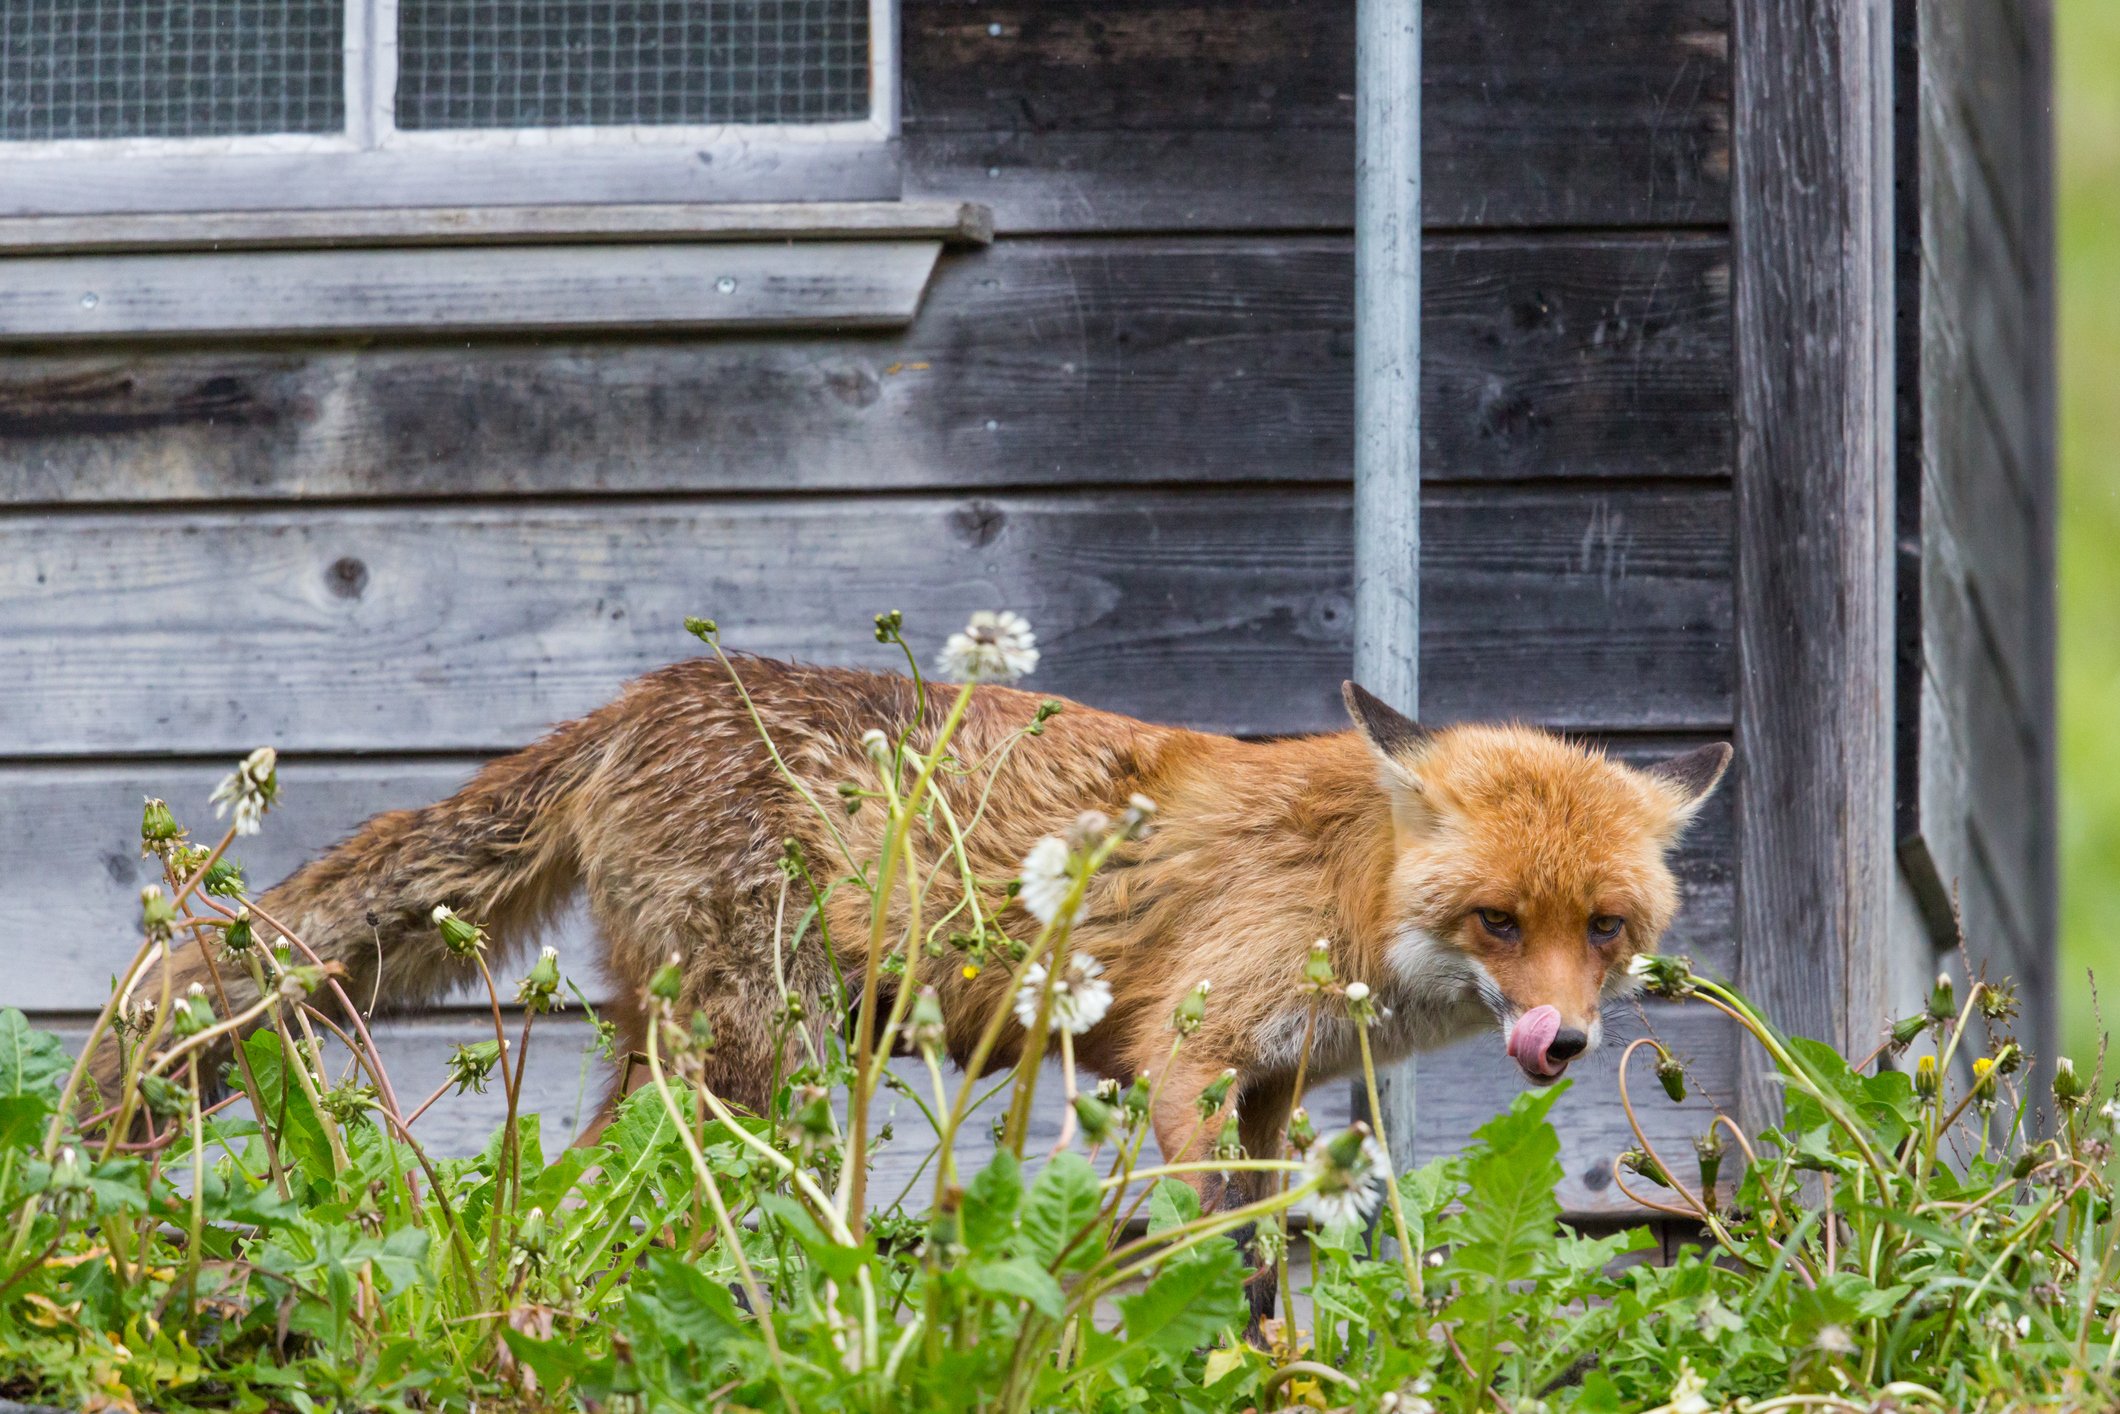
[{"x1": 2060, "y1": 0, "x2": 2120, "y2": 1062}]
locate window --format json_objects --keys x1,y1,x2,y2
[{"x1": 0, "y1": 0, "x2": 897, "y2": 215}]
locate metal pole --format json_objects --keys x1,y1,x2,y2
[{"x1": 1353, "y1": 0, "x2": 1420, "y2": 1170}]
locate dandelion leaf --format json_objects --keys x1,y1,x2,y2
[
  {"x1": 1022, "y1": 1151, "x2": 1104, "y2": 1272},
  {"x1": 1116, "y1": 1240, "x2": 1247, "y2": 1363},
  {"x1": 0, "y1": 1008, "x2": 70, "y2": 1149}
]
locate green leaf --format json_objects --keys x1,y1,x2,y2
[
  {"x1": 1394, "y1": 1156, "x2": 1452, "y2": 1255},
  {"x1": 524, "y1": 1144, "x2": 596, "y2": 1214},
  {"x1": 1782, "y1": 1036, "x2": 1912, "y2": 1150},
  {"x1": 1441, "y1": 1083, "x2": 1569, "y2": 1373},
  {"x1": 637, "y1": 1248, "x2": 745, "y2": 1345},
  {"x1": 1022, "y1": 1152, "x2": 1104, "y2": 1272},
  {"x1": 1553, "y1": 1225, "x2": 1657, "y2": 1282},
  {"x1": 363, "y1": 1226, "x2": 431, "y2": 1293},
  {"x1": 967, "y1": 1255, "x2": 1066, "y2": 1319},
  {"x1": 238, "y1": 1031, "x2": 333, "y2": 1183},
  {"x1": 1574, "y1": 1370, "x2": 1626, "y2": 1413},
  {"x1": 0, "y1": 1009, "x2": 70, "y2": 1096},
  {"x1": 1146, "y1": 1178, "x2": 1200, "y2": 1237},
  {"x1": 962, "y1": 1150, "x2": 1023, "y2": 1254},
  {"x1": 83, "y1": 1155, "x2": 151, "y2": 1214},
  {"x1": 600, "y1": 1080, "x2": 684, "y2": 1163},
  {"x1": 1117, "y1": 1240, "x2": 1247, "y2": 1361},
  {"x1": 501, "y1": 1327, "x2": 590, "y2": 1393},
  {"x1": 0, "y1": 1009, "x2": 71, "y2": 1149},
  {"x1": 757, "y1": 1193, "x2": 870, "y2": 1285}
]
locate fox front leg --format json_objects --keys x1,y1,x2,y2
[
  {"x1": 1149, "y1": 1058, "x2": 1295, "y2": 1336},
  {"x1": 1147, "y1": 1053, "x2": 1239, "y2": 1209}
]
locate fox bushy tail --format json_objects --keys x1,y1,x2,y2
[{"x1": 117, "y1": 721, "x2": 600, "y2": 1103}]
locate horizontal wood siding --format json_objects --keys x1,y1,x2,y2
[
  {"x1": 33, "y1": 1008, "x2": 1725, "y2": 1219},
  {"x1": 1897, "y1": 0, "x2": 2053, "y2": 1038},
  {"x1": 0, "y1": 236, "x2": 1731, "y2": 505},
  {"x1": 0, "y1": 0, "x2": 1740, "y2": 1222},
  {"x1": 901, "y1": 0, "x2": 1730, "y2": 231},
  {"x1": 1, "y1": 487, "x2": 1731, "y2": 754},
  {"x1": 0, "y1": 750, "x2": 1740, "y2": 1014},
  {"x1": 32, "y1": 1019, "x2": 1356, "y2": 1211}
]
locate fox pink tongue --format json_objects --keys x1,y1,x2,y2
[{"x1": 1508, "y1": 1005, "x2": 1565, "y2": 1077}]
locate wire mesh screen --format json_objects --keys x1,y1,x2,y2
[
  {"x1": 395, "y1": 1, "x2": 872, "y2": 129},
  {"x1": 0, "y1": 2, "x2": 345, "y2": 141}
]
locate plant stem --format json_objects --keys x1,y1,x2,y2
[
  {"x1": 1354, "y1": 1016, "x2": 1424, "y2": 1299},
  {"x1": 181, "y1": 1053, "x2": 206, "y2": 1313},
  {"x1": 193, "y1": 939, "x2": 290, "y2": 1199},
  {"x1": 644, "y1": 1020, "x2": 791, "y2": 1386}
]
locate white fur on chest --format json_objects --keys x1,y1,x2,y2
[{"x1": 1248, "y1": 928, "x2": 1494, "y2": 1080}]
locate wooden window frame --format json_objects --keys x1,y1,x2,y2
[{"x1": 0, "y1": 0, "x2": 901, "y2": 216}]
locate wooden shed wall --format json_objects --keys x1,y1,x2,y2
[
  {"x1": 1896, "y1": 0, "x2": 2056, "y2": 1058},
  {"x1": 0, "y1": 0, "x2": 1744, "y2": 1217}
]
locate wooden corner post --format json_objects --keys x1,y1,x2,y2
[
  {"x1": 1732, "y1": 0, "x2": 1899, "y2": 1117},
  {"x1": 1353, "y1": 0, "x2": 1421, "y2": 1168}
]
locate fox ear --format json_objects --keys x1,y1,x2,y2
[
  {"x1": 1644, "y1": 742, "x2": 1733, "y2": 818},
  {"x1": 1341, "y1": 681, "x2": 1431, "y2": 763},
  {"x1": 1342, "y1": 682, "x2": 1435, "y2": 835}
]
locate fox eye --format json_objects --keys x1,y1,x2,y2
[
  {"x1": 1588, "y1": 915, "x2": 1625, "y2": 944},
  {"x1": 1474, "y1": 908, "x2": 1520, "y2": 940}
]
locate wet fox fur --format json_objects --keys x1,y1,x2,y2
[{"x1": 146, "y1": 655, "x2": 1730, "y2": 1215}]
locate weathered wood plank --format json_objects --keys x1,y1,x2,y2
[
  {"x1": 1920, "y1": 0, "x2": 2035, "y2": 268},
  {"x1": 1894, "y1": 0, "x2": 2050, "y2": 1001},
  {"x1": 34, "y1": 1015, "x2": 1199, "y2": 1198},
  {"x1": 0, "y1": 242, "x2": 945, "y2": 343},
  {"x1": 0, "y1": 485, "x2": 1733, "y2": 757},
  {"x1": 1413, "y1": 1004, "x2": 1741, "y2": 1218},
  {"x1": 1903, "y1": 490, "x2": 2042, "y2": 990},
  {"x1": 34, "y1": 996, "x2": 1721, "y2": 1220},
  {"x1": 1907, "y1": 685, "x2": 2040, "y2": 1007},
  {"x1": 0, "y1": 202, "x2": 996, "y2": 255},
  {"x1": 1732, "y1": 0, "x2": 1899, "y2": 1129},
  {"x1": 0, "y1": 740, "x2": 1734, "y2": 1015},
  {"x1": 1920, "y1": 321, "x2": 2040, "y2": 710},
  {"x1": 1897, "y1": 4, "x2": 2049, "y2": 965},
  {"x1": 901, "y1": 0, "x2": 1731, "y2": 231},
  {"x1": 1907, "y1": 644, "x2": 2037, "y2": 962},
  {"x1": 1919, "y1": 83, "x2": 2035, "y2": 491},
  {"x1": 0, "y1": 235, "x2": 1732, "y2": 504},
  {"x1": 1901, "y1": 0, "x2": 2052, "y2": 1063}
]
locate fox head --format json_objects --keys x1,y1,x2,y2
[{"x1": 1343, "y1": 682, "x2": 1731, "y2": 1085}]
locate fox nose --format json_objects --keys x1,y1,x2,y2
[{"x1": 1546, "y1": 1028, "x2": 1590, "y2": 1063}]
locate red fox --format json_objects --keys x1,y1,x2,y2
[{"x1": 146, "y1": 655, "x2": 1728, "y2": 1211}]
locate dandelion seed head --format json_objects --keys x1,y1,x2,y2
[
  {"x1": 1305, "y1": 1127, "x2": 1385, "y2": 1229},
  {"x1": 210, "y1": 747, "x2": 278, "y2": 836},
  {"x1": 1017, "y1": 836, "x2": 1073, "y2": 925},
  {"x1": 1013, "y1": 954, "x2": 1111, "y2": 1036},
  {"x1": 936, "y1": 610, "x2": 1039, "y2": 683}
]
